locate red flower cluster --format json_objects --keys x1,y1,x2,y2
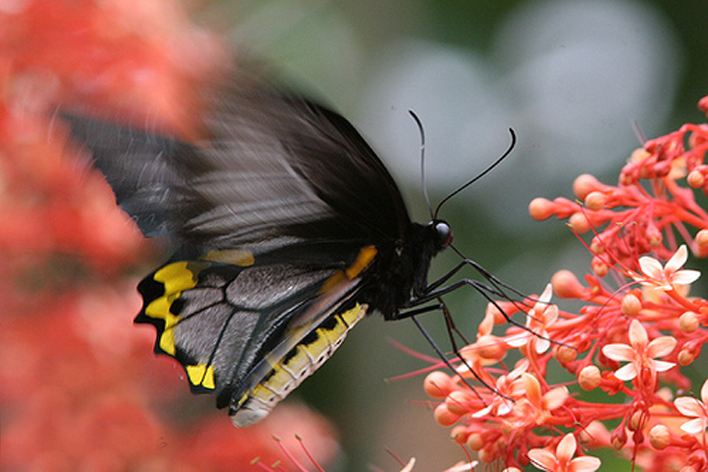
[
  {"x1": 425, "y1": 99, "x2": 708, "y2": 471},
  {"x1": 1, "y1": 1, "x2": 339, "y2": 470}
]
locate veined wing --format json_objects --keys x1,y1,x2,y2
[
  {"x1": 64, "y1": 70, "x2": 410, "y2": 254},
  {"x1": 137, "y1": 245, "x2": 377, "y2": 426}
]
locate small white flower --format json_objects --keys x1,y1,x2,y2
[
  {"x1": 527, "y1": 433, "x2": 601, "y2": 472},
  {"x1": 602, "y1": 319, "x2": 676, "y2": 381},
  {"x1": 506, "y1": 284, "x2": 556, "y2": 354},
  {"x1": 634, "y1": 245, "x2": 700, "y2": 291},
  {"x1": 675, "y1": 378, "x2": 708, "y2": 435}
]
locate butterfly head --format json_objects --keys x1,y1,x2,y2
[{"x1": 429, "y1": 219, "x2": 452, "y2": 251}]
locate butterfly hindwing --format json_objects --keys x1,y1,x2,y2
[{"x1": 136, "y1": 245, "x2": 376, "y2": 424}]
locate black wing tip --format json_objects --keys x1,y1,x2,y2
[
  {"x1": 134, "y1": 312, "x2": 168, "y2": 357},
  {"x1": 134, "y1": 273, "x2": 169, "y2": 357},
  {"x1": 137, "y1": 269, "x2": 164, "y2": 299}
]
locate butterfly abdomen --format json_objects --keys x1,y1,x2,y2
[{"x1": 230, "y1": 302, "x2": 367, "y2": 426}]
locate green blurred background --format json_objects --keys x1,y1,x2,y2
[{"x1": 188, "y1": 1, "x2": 708, "y2": 470}]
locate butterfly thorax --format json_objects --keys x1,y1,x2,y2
[{"x1": 361, "y1": 220, "x2": 451, "y2": 321}]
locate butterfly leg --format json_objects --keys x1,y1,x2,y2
[
  {"x1": 404, "y1": 301, "x2": 513, "y2": 403},
  {"x1": 408, "y1": 312, "x2": 484, "y2": 402},
  {"x1": 426, "y1": 257, "x2": 528, "y2": 302},
  {"x1": 409, "y1": 277, "x2": 559, "y2": 353}
]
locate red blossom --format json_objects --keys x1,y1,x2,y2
[
  {"x1": 527, "y1": 434, "x2": 601, "y2": 472},
  {"x1": 1, "y1": 1, "x2": 341, "y2": 471},
  {"x1": 426, "y1": 94, "x2": 708, "y2": 471}
]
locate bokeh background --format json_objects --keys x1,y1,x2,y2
[{"x1": 2, "y1": 0, "x2": 707, "y2": 471}]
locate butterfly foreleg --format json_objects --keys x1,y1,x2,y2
[
  {"x1": 427, "y1": 257, "x2": 527, "y2": 302},
  {"x1": 412, "y1": 277, "x2": 559, "y2": 352}
]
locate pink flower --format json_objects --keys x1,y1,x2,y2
[
  {"x1": 527, "y1": 434, "x2": 601, "y2": 472},
  {"x1": 472, "y1": 360, "x2": 529, "y2": 418},
  {"x1": 506, "y1": 284, "x2": 557, "y2": 354},
  {"x1": 602, "y1": 319, "x2": 676, "y2": 381},
  {"x1": 674, "y1": 378, "x2": 708, "y2": 435},
  {"x1": 505, "y1": 373, "x2": 568, "y2": 429},
  {"x1": 633, "y1": 245, "x2": 700, "y2": 291}
]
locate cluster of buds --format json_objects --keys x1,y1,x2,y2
[{"x1": 426, "y1": 96, "x2": 708, "y2": 471}]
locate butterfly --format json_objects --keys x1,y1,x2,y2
[{"x1": 64, "y1": 69, "x2": 511, "y2": 427}]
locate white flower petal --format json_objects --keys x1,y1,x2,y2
[
  {"x1": 497, "y1": 400, "x2": 513, "y2": 416},
  {"x1": 628, "y1": 319, "x2": 648, "y2": 349},
  {"x1": 535, "y1": 337, "x2": 551, "y2": 354},
  {"x1": 544, "y1": 387, "x2": 569, "y2": 410},
  {"x1": 646, "y1": 336, "x2": 677, "y2": 358},
  {"x1": 672, "y1": 269, "x2": 701, "y2": 285},
  {"x1": 675, "y1": 396, "x2": 704, "y2": 417},
  {"x1": 701, "y1": 379, "x2": 708, "y2": 404},
  {"x1": 509, "y1": 359, "x2": 530, "y2": 378},
  {"x1": 472, "y1": 405, "x2": 493, "y2": 418},
  {"x1": 639, "y1": 256, "x2": 663, "y2": 278},
  {"x1": 399, "y1": 458, "x2": 416, "y2": 472},
  {"x1": 538, "y1": 283, "x2": 553, "y2": 305},
  {"x1": 569, "y1": 456, "x2": 602, "y2": 472},
  {"x1": 527, "y1": 449, "x2": 557, "y2": 471},
  {"x1": 556, "y1": 434, "x2": 577, "y2": 463},
  {"x1": 665, "y1": 245, "x2": 689, "y2": 272},
  {"x1": 653, "y1": 359, "x2": 675, "y2": 372},
  {"x1": 614, "y1": 363, "x2": 638, "y2": 381},
  {"x1": 602, "y1": 343, "x2": 634, "y2": 362},
  {"x1": 680, "y1": 417, "x2": 706, "y2": 435},
  {"x1": 506, "y1": 333, "x2": 529, "y2": 347},
  {"x1": 543, "y1": 304, "x2": 559, "y2": 325},
  {"x1": 445, "y1": 460, "x2": 478, "y2": 472}
]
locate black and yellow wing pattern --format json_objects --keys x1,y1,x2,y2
[{"x1": 65, "y1": 70, "x2": 452, "y2": 426}]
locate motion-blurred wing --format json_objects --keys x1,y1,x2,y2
[{"x1": 65, "y1": 72, "x2": 410, "y2": 254}]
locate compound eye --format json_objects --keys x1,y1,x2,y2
[{"x1": 434, "y1": 220, "x2": 452, "y2": 247}]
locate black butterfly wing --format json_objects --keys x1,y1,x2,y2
[
  {"x1": 136, "y1": 250, "x2": 372, "y2": 426},
  {"x1": 61, "y1": 114, "x2": 183, "y2": 239},
  {"x1": 65, "y1": 72, "x2": 414, "y2": 424},
  {"x1": 65, "y1": 75, "x2": 411, "y2": 251}
]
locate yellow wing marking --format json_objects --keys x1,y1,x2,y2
[
  {"x1": 202, "y1": 249, "x2": 255, "y2": 266},
  {"x1": 186, "y1": 364, "x2": 216, "y2": 390},
  {"x1": 346, "y1": 246, "x2": 377, "y2": 278},
  {"x1": 144, "y1": 261, "x2": 208, "y2": 355},
  {"x1": 320, "y1": 246, "x2": 377, "y2": 294}
]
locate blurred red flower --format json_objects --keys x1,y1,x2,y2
[
  {"x1": 0, "y1": 1, "x2": 341, "y2": 470},
  {"x1": 426, "y1": 97, "x2": 708, "y2": 471}
]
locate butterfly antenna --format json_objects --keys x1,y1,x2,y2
[
  {"x1": 433, "y1": 128, "x2": 516, "y2": 220},
  {"x1": 409, "y1": 110, "x2": 434, "y2": 219}
]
